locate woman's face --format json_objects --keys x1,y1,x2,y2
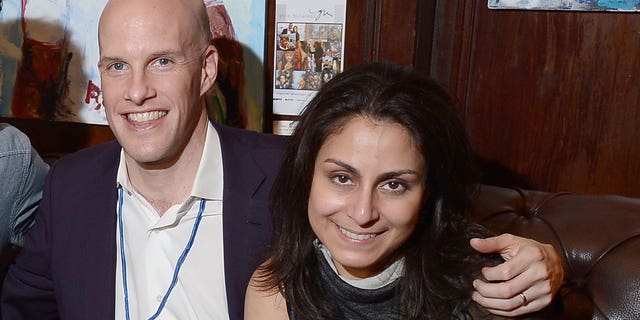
[{"x1": 308, "y1": 116, "x2": 426, "y2": 279}]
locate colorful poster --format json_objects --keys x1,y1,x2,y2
[
  {"x1": 488, "y1": 0, "x2": 640, "y2": 11},
  {"x1": 272, "y1": 0, "x2": 346, "y2": 134},
  {"x1": 0, "y1": 0, "x2": 265, "y2": 130}
]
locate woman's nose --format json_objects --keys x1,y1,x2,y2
[{"x1": 347, "y1": 190, "x2": 379, "y2": 227}]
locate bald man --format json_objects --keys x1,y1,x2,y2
[
  {"x1": 1, "y1": 0, "x2": 563, "y2": 319},
  {"x1": 2, "y1": 0, "x2": 284, "y2": 318}
]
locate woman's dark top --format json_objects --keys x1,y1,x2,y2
[{"x1": 286, "y1": 247, "x2": 405, "y2": 320}]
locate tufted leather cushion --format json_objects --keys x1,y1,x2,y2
[{"x1": 468, "y1": 184, "x2": 640, "y2": 319}]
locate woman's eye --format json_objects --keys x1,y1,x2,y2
[
  {"x1": 332, "y1": 174, "x2": 351, "y2": 185},
  {"x1": 382, "y1": 181, "x2": 406, "y2": 192}
]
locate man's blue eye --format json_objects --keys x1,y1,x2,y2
[
  {"x1": 111, "y1": 62, "x2": 125, "y2": 70},
  {"x1": 156, "y1": 58, "x2": 171, "y2": 66}
]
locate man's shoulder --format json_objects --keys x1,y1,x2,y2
[
  {"x1": 52, "y1": 140, "x2": 121, "y2": 174},
  {"x1": 215, "y1": 123, "x2": 287, "y2": 151},
  {"x1": 214, "y1": 124, "x2": 288, "y2": 178}
]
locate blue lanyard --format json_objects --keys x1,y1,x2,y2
[{"x1": 118, "y1": 187, "x2": 206, "y2": 320}]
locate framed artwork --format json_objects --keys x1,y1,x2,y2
[
  {"x1": 271, "y1": 0, "x2": 347, "y2": 135},
  {"x1": 0, "y1": 0, "x2": 266, "y2": 131},
  {"x1": 489, "y1": 0, "x2": 640, "y2": 11}
]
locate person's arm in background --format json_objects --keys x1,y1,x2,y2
[
  {"x1": 470, "y1": 233, "x2": 564, "y2": 317},
  {"x1": 1, "y1": 124, "x2": 58, "y2": 319},
  {"x1": 0, "y1": 124, "x2": 49, "y2": 256}
]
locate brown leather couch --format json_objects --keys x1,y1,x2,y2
[{"x1": 469, "y1": 184, "x2": 640, "y2": 320}]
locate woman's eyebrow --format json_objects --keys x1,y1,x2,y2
[
  {"x1": 378, "y1": 170, "x2": 421, "y2": 181},
  {"x1": 323, "y1": 158, "x2": 358, "y2": 175}
]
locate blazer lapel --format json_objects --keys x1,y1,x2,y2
[
  {"x1": 217, "y1": 125, "x2": 272, "y2": 320},
  {"x1": 68, "y1": 142, "x2": 119, "y2": 318}
]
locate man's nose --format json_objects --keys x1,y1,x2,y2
[
  {"x1": 347, "y1": 190, "x2": 379, "y2": 227},
  {"x1": 125, "y1": 70, "x2": 156, "y2": 105}
]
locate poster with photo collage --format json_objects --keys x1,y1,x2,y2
[{"x1": 272, "y1": 0, "x2": 346, "y2": 135}]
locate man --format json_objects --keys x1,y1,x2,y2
[{"x1": 1, "y1": 0, "x2": 563, "y2": 319}]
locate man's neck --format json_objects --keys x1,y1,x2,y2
[
  {"x1": 128, "y1": 162, "x2": 197, "y2": 215},
  {"x1": 125, "y1": 120, "x2": 208, "y2": 216}
]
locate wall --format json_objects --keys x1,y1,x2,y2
[
  {"x1": 338, "y1": 0, "x2": 640, "y2": 197},
  {"x1": 429, "y1": 1, "x2": 640, "y2": 197}
]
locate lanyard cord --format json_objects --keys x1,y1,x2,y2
[{"x1": 118, "y1": 187, "x2": 207, "y2": 320}]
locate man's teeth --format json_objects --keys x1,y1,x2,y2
[
  {"x1": 339, "y1": 226, "x2": 376, "y2": 240},
  {"x1": 127, "y1": 111, "x2": 167, "y2": 122}
]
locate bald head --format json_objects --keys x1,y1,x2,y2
[
  {"x1": 98, "y1": 0, "x2": 213, "y2": 53},
  {"x1": 96, "y1": 0, "x2": 220, "y2": 179}
]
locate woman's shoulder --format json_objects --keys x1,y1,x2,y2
[{"x1": 245, "y1": 262, "x2": 290, "y2": 320}]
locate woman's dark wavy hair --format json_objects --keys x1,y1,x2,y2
[{"x1": 259, "y1": 62, "x2": 493, "y2": 319}]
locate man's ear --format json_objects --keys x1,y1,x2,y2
[{"x1": 200, "y1": 45, "x2": 219, "y2": 95}]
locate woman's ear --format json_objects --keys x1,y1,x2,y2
[{"x1": 200, "y1": 45, "x2": 219, "y2": 95}]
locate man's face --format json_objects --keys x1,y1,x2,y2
[{"x1": 98, "y1": 3, "x2": 217, "y2": 167}]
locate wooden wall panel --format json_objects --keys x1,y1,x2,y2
[
  {"x1": 343, "y1": 0, "x2": 377, "y2": 67},
  {"x1": 431, "y1": 0, "x2": 640, "y2": 197},
  {"x1": 414, "y1": 0, "x2": 436, "y2": 74},
  {"x1": 376, "y1": 0, "x2": 417, "y2": 66},
  {"x1": 344, "y1": 0, "x2": 419, "y2": 68}
]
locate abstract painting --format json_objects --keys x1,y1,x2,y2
[
  {"x1": 0, "y1": 0, "x2": 266, "y2": 130},
  {"x1": 489, "y1": 0, "x2": 640, "y2": 11}
]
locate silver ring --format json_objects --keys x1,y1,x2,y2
[{"x1": 519, "y1": 292, "x2": 528, "y2": 306}]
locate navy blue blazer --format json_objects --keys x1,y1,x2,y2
[{"x1": 1, "y1": 123, "x2": 287, "y2": 320}]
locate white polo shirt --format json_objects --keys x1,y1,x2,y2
[{"x1": 115, "y1": 122, "x2": 229, "y2": 319}]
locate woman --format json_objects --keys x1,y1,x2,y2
[{"x1": 246, "y1": 62, "x2": 547, "y2": 319}]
